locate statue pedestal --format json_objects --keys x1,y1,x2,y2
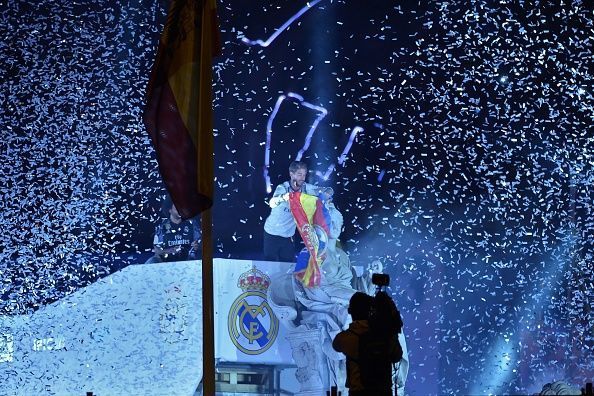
[{"x1": 286, "y1": 327, "x2": 327, "y2": 395}]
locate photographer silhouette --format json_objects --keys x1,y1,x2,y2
[{"x1": 332, "y1": 274, "x2": 403, "y2": 396}]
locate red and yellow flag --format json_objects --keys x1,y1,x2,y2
[
  {"x1": 143, "y1": 0, "x2": 221, "y2": 219},
  {"x1": 289, "y1": 192, "x2": 331, "y2": 288}
]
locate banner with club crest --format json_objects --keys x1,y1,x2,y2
[{"x1": 215, "y1": 260, "x2": 294, "y2": 364}]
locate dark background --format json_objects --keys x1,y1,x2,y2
[{"x1": 0, "y1": 0, "x2": 592, "y2": 393}]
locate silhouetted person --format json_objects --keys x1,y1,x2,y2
[{"x1": 333, "y1": 292, "x2": 403, "y2": 396}]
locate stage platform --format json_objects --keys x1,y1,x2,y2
[{"x1": 0, "y1": 259, "x2": 303, "y2": 396}]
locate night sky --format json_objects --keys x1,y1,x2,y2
[{"x1": 1, "y1": 0, "x2": 592, "y2": 393}]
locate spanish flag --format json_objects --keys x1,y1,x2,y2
[
  {"x1": 144, "y1": 0, "x2": 221, "y2": 219},
  {"x1": 289, "y1": 192, "x2": 331, "y2": 287}
]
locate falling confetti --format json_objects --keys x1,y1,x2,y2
[{"x1": 0, "y1": 0, "x2": 592, "y2": 394}]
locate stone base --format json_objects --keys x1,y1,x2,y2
[{"x1": 286, "y1": 327, "x2": 327, "y2": 394}]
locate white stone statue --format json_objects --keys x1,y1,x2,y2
[{"x1": 267, "y1": 194, "x2": 409, "y2": 394}]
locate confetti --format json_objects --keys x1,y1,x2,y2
[{"x1": 1, "y1": 0, "x2": 592, "y2": 394}]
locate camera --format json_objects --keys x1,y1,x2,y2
[
  {"x1": 371, "y1": 273, "x2": 390, "y2": 288},
  {"x1": 369, "y1": 273, "x2": 403, "y2": 335}
]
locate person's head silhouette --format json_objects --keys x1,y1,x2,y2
[{"x1": 348, "y1": 292, "x2": 373, "y2": 321}]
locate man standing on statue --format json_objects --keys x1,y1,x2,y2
[{"x1": 263, "y1": 160, "x2": 321, "y2": 262}]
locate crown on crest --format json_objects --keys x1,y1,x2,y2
[{"x1": 238, "y1": 267, "x2": 271, "y2": 292}]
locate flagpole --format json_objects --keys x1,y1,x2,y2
[
  {"x1": 201, "y1": 208, "x2": 215, "y2": 395},
  {"x1": 143, "y1": 0, "x2": 219, "y2": 389}
]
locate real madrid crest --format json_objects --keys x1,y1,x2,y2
[{"x1": 228, "y1": 267, "x2": 279, "y2": 355}]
